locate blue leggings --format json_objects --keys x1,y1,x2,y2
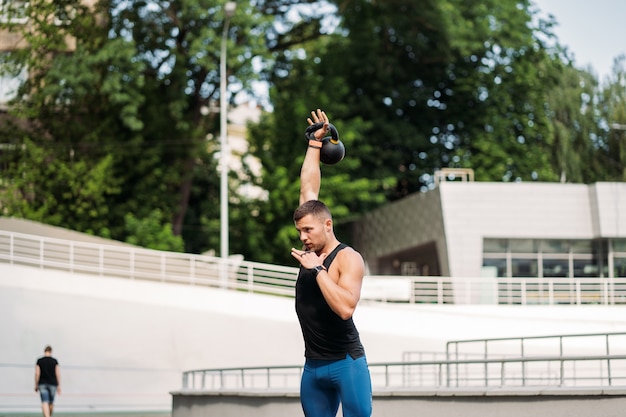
[{"x1": 300, "y1": 355, "x2": 372, "y2": 417}]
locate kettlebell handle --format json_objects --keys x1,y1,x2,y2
[
  {"x1": 304, "y1": 122, "x2": 345, "y2": 165},
  {"x1": 305, "y1": 122, "x2": 339, "y2": 144}
]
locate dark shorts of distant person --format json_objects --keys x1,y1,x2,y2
[{"x1": 38, "y1": 384, "x2": 57, "y2": 404}]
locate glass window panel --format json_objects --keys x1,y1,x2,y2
[
  {"x1": 543, "y1": 259, "x2": 569, "y2": 277},
  {"x1": 594, "y1": 239, "x2": 609, "y2": 277},
  {"x1": 510, "y1": 239, "x2": 537, "y2": 254},
  {"x1": 613, "y1": 239, "x2": 626, "y2": 253},
  {"x1": 483, "y1": 239, "x2": 507, "y2": 253},
  {"x1": 571, "y1": 240, "x2": 593, "y2": 254},
  {"x1": 512, "y1": 258, "x2": 537, "y2": 277},
  {"x1": 482, "y1": 258, "x2": 507, "y2": 278},
  {"x1": 573, "y1": 259, "x2": 599, "y2": 277},
  {"x1": 541, "y1": 240, "x2": 570, "y2": 254},
  {"x1": 615, "y1": 257, "x2": 626, "y2": 278}
]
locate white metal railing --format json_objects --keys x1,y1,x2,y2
[
  {"x1": 445, "y1": 333, "x2": 626, "y2": 362},
  {"x1": 182, "y1": 333, "x2": 626, "y2": 391},
  {"x1": 181, "y1": 354, "x2": 626, "y2": 391},
  {"x1": 0, "y1": 229, "x2": 298, "y2": 295},
  {"x1": 2, "y1": 229, "x2": 626, "y2": 305}
]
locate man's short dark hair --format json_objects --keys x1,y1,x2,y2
[
  {"x1": 293, "y1": 200, "x2": 332, "y2": 222},
  {"x1": 44, "y1": 345, "x2": 52, "y2": 353}
]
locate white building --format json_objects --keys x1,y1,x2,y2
[{"x1": 352, "y1": 170, "x2": 626, "y2": 282}]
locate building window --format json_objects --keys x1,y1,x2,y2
[
  {"x1": 0, "y1": 1, "x2": 28, "y2": 24},
  {"x1": 482, "y1": 238, "x2": 615, "y2": 279},
  {"x1": 510, "y1": 239, "x2": 538, "y2": 254},
  {"x1": 614, "y1": 239, "x2": 626, "y2": 253},
  {"x1": 542, "y1": 258, "x2": 569, "y2": 277},
  {"x1": 482, "y1": 258, "x2": 506, "y2": 277},
  {"x1": 0, "y1": 64, "x2": 27, "y2": 105},
  {"x1": 615, "y1": 258, "x2": 626, "y2": 278}
]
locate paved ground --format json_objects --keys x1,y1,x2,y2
[{"x1": 0, "y1": 413, "x2": 170, "y2": 417}]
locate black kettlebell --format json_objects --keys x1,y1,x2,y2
[{"x1": 304, "y1": 122, "x2": 346, "y2": 165}]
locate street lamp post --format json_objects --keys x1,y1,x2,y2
[{"x1": 220, "y1": 1, "x2": 236, "y2": 262}]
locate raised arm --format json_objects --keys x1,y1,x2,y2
[{"x1": 299, "y1": 109, "x2": 330, "y2": 205}]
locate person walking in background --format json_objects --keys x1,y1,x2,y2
[
  {"x1": 290, "y1": 109, "x2": 372, "y2": 417},
  {"x1": 35, "y1": 345, "x2": 61, "y2": 417}
]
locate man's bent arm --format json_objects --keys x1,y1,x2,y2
[{"x1": 316, "y1": 249, "x2": 365, "y2": 320}]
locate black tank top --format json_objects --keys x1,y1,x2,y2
[{"x1": 295, "y1": 243, "x2": 365, "y2": 360}]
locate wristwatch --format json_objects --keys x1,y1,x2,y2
[{"x1": 311, "y1": 265, "x2": 326, "y2": 277}]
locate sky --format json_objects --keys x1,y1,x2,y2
[{"x1": 532, "y1": 0, "x2": 626, "y2": 80}]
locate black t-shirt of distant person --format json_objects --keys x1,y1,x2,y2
[{"x1": 36, "y1": 357, "x2": 59, "y2": 386}]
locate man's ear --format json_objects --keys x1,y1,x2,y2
[{"x1": 325, "y1": 218, "x2": 333, "y2": 231}]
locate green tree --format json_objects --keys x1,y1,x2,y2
[
  {"x1": 0, "y1": 0, "x2": 144, "y2": 237},
  {"x1": 330, "y1": 0, "x2": 569, "y2": 192},
  {"x1": 125, "y1": 209, "x2": 184, "y2": 251},
  {"x1": 596, "y1": 56, "x2": 626, "y2": 180},
  {"x1": 245, "y1": 0, "x2": 572, "y2": 264},
  {"x1": 543, "y1": 63, "x2": 604, "y2": 183},
  {"x1": 0, "y1": 0, "x2": 273, "y2": 253}
]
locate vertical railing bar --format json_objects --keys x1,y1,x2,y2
[
  {"x1": 69, "y1": 241, "x2": 74, "y2": 273},
  {"x1": 161, "y1": 252, "x2": 166, "y2": 282},
  {"x1": 606, "y1": 334, "x2": 612, "y2": 385},
  {"x1": 385, "y1": 364, "x2": 389, "y2": 388},
  {"x1": 190, "y1": 257, "x2": 195, "y2": 285},
  {"x1": 248, "y1": 265, "x2": 254, "y2": 292},
  {"x1": 438, "y1": 278, "x2": 444, "y2": 304},
  {"x1": 9, "y1": 234, "x2": 14, "y2": 264},
  {"x1": 438, "y1": 363, "x2": 442, "y2": 387},
  {"x1": 99, "y1": 245, "x2": 103, "y2": 276},
  {"x1": 39, "y1": 238, "x2": 44, "y2": 269},
  {"x1": 130, "y1": 249, "x2": 135, "y2": 280},
  {"x1": 521, "y1": 337, "x2": 526, "y2": 386},
  {"x1": 483, "y1": 340, "x2": 488, "y2": 386},
  {"x1": 549, "y1": 280, "x2": 554, "y2": 305}
]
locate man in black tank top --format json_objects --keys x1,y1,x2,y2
[{"x1": 290, "y1": 109, "x2": 372, "y2": 417}]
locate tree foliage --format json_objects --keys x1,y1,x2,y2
[{"x1": 1, "y1": 0, "x2": 625, "y2": 266}]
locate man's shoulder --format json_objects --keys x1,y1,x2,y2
[
  {"x1": 338, "y1": 243, "x2": 361, "y2": 255},
  {"x1": 336, "y1": 244, "x2": 364, "y2": 263}
]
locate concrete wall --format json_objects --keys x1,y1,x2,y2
[
  {"x1": 171, "y1": 388, "x2": 626, "y2": 417},
  {"x1": 352, "y1": 187, "x2": 449, "y2": 275},
  {"x1": 591, "y1": 182, "x2": 626, "y2": 237},
  {"x1": 3, "y1": 262, "x2": 626, "y2": 413}
]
